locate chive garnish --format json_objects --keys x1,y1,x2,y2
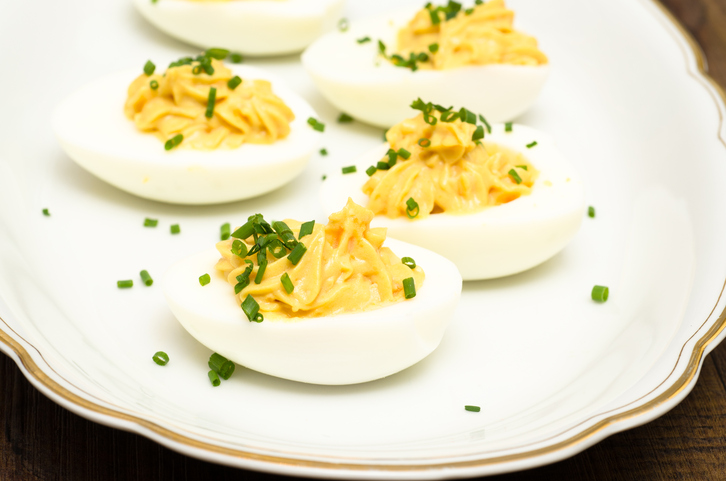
[
  {"x1": 428, "y1": 43, "x2": 439, "y2": 53},
  {"x1": 140, "y1": 270, "x2": 153, "y2": 286},
  {"x1": 144, "y1": 218, "x2": 158, "y2": 227},
  {"x1": 376, "y1": 161, "x2": 391, "y2": 170},
  {"x1": 588, "y1": 206, "x2": 595, "y2": 218},
  {"x1": 254, "y1": 259, "x2": 267, "y2": 284},
  {"x1": 192, "y1": 65, "x2": 202, "y2": 75},
  {"x1": 205, "y1": 87, "x2": 217, "y2": 119},
  {"x1": 505, "y1": 122, "x2": 513, "y2": 132},
  {"x1": 403, "y1": 277, "x2": 416, "y2": 299},
  {"x1": 205, "y1": 47, "x2": 229, "y2": 60},
  {"x1": 307, "y1": 117, "x2": 325, "y2": 132},
  {"x1": 465, "y1": 7, "x2": 474, "y2": 15},
  {"x1": 440, "y1": 110, "x2": 459, "y2": 122},
  {"x1": 366, "y1": 165, "x2": 377, "y2": 176},
  {"x1": 459, "y1": 107, "x2": 476, "y2": 124},
  {"x1": 199, "y1": 273, "x2": 211, "y2": 286},
  {"x1": 164, "y1": 133, "x2": 183, "y2": 150},
  {"x1": 397, "y1": 148, "x2": 411, "y2": 160},
  {"x1": 227, "y1": 76, "x2": 242, "y2": 90},
  {"x1": 320, "y1": 148, "x2": 328, "y2": 156},
  {"x1": 342, "y1": 166, "x2": 357, "y2": 174},
  {"x1": 220, "y1": 222, "x2": 231, "y2": 240},
  {"x1": 465, "y1": 405, "x2": 481, "y2": 412},
  {"x1": 231, "y1": 239, "x2": 248, "y2": 258},
  {"x1": 418, "y1": 138, "x2": 431, "y2": 148},
  {"x1": 149, "y1": 80, "x2": 159, "y2": 90},
  {"x1": 516, "y1": 165, "x2": 528, "y2": 171},
  {"x1": 508, "y1": 169, "x2": 522, "y2": 184},
  {"x1": 591, "y1": 285, "x2": 609, "y2": 302},
  {"x1": 42, "y1": 208, "x2": 50, "y2": 216},
  {"x1": 338, "y1": 18, "x2": 349, "y2": 32},
  {"x1": 152, "y1": 351, "x2": 169, "y2": 366},
  {"x1": 322, "y1": 175, "x2": 327, "y2": 181},
  {"x1": 478, "y1": 114, "x2": 492, "y2": 133},
  {"x1": 170, "y1": 224, "x2": 180, "y2": 234},
  {"x1": 230, "y1": 53, "x2": 243, "y2": 63},
  {"x1": 287, "y1": 242, "x2": 307, "y2": 265},
  {"x1": 281, "y1": 273, "x2": 294, "y2": 294},
  {"x1": 405, "y1": 197, "x2": 420, "y2": 219},
  {"x1": 143, "y1": 60, "x2": 155, "y2": 76},
  {"x1": 401, "y1": 257, "x2": 416, "y2": 269},
  {"x1": 526, "y1": 141, "x2": 538, "y2": 148},
  {"x1": 299, "y1": 220, "x2": 315, "y2": 239},
  {"x1": 117, "y1": 280, "x2": 133, "y2": 289},
  {"x1": 208, "y1": 353, "x2": 235, "y2": 380},
  {"x1": 272, "y1": 221, "x2": 298, "y2": 248},
  {"x1": 357, "y1": 36, "x2": 371, "y2": 44},
  {"x1": 386, "y1": 149, "x2": 397, "y2": 165},
  {"x1": 208, "y1": 370, "x2": 221, "y2": 386},
  {"x1": 242, "y1": 294, "x2": 263, "y2": 322},
  {"x1": 338, "y1": 113, "x2": 354, "y2": 123},
  {"x1": 378, "y1": 40, "x2": 387, "y2": 56},
  {"x1": 472, "y1": 125, "x2": 484, "y2": 141}
]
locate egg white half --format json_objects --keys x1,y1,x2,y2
[
  {"x1": 320, "y1": 124, "x2": 585, "y2": 280},
  {"x1": 302, "y1": 6, "x2": 549, "y2": 128},
  {"x1": 53, "y1": 65, "x2": 321, "y2": 205},
  {"x1": 163, "y1": 238, "x2": 462, "y2": 385},
  {"x1": 133, "y1": 0, "x2": 346, "y2": 56}
]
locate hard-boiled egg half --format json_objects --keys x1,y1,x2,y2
[
  {"x1": 320, "y1": 102, "x2": 585, "y2": 280},
  {"x1": 132, "y1": 0, "x2": 346, "y2": 56},
  {"x1": 302, "y1": 0, "x2": 549, "y2": 128},
  {"x1": 53, "y1": 53, "x2": 321, "y2": 205},
  {"x1": 163, "y1": 201, "x2": 462, "y2": 385}
]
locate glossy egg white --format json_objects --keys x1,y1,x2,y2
[
  {"x1": 320, "y1": 124, "x2": 585, "y2": 280},
  {"x1": 53, "y1": 65, "x2": 321, "y2": 205},
  {"x1": 163, "y1": 238, "x2": 462, "y2": 385},
  {"x1": 302, "y1": 6, "x2": 549, "y2": 128},
  {"x1": 133, "y1": 0, "x2": 346, "y2": 56}
]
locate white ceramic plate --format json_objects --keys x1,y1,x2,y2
[{"x1": 1, "y1": 0, "x2": 725, "y2": 478}]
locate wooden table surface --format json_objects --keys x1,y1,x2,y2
[{"x1": 3, "y1": 0, "x2": 726, "y2": 479}]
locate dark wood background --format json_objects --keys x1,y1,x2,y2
[{"x1": 3, "y1": 0, "x2": 726, "y2": 479}]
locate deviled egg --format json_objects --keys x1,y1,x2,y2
[
  {"x1": 53, "y1": 52, "x2": 321, "y2": 204},
  {"x1": 302, "y1": 0, "x2": 549, "y2": 128},
  {"x1": 163, "y1": 200, "x2": 462, "y2": 385},
  {"x1": 133, "y1": 0, "x2": 346, "y2": 56},
  {"x1": 320, "y1": 100, "x2": 585, "y2": 280}
]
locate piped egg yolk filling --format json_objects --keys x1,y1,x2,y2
[
  {"x1": 396, "y1": 0, "x2": 547, "y2": 70},
  {"x1": 363, "y1": 111, "x2": 538, "y2": 219},
  {"x1": 215, "y1": 200, "x2": 424, "y2": 321},
  {"x1": 124, "y1": 59, "x2": 294, "y2": 150}
]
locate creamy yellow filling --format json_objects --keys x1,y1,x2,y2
[
  {"x1": 396, "y1": 0, "x2": 547, "y2": 69},
  {"x1": 363, "y1": 111, "x2": 538, "y2": 219},
  {"x1": 124, "y1": 59, "x2": 294, "y2": 150},
  {"x1": 215, "y1": 200, "x2": 425, "y2": 320}
]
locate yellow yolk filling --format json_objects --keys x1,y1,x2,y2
[
  {"x1": 396, "y1": 0, "x2": 547, "y2": 69},
  {"x1": 363, "y1": 112, "x2": 538, "y2": 219},
  {"x1": 215, "y1": 200, "x2": 425, "y2": 320},
  {"x1": 124, "y1": 59, "x2": 294, "y2": 150}
]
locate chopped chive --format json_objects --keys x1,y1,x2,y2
[
  {"x1": 287, "y1": 242, "x2": 307, "y2": 265},
  {"x1": 241, "y1": 294, "x2": 262, "y2": 322},
  {"x1": 254, "y1": 259, "x2": 268, "y2": 284},
  {"x1": 357, "y1": 36, "x2": 371, "y2": 44},
  {"x1": 472, "y1": 125, "x2": 484, "y2": 141},
  {"x1": 143, "y1": 60, "x2": 155, "y2": 76},
  {"x1": 299, "y1": 220, "x2": 315, "y2": 238},
  {"x1": 338, "y1": 113, "x2": 354, "y2": 123},
  {"x1": 401, "y1": 257, "x2": 416, "y2": 269},
  {"x1": 42, "y1": 208, "x2": 50, "y2": 216},
  {"x1": 320, "y1": 148, "x2": 328, "y2": 156},
  {"x1": 231, "y1": 221, "x2": 255, "y2": 240},
  {"x1": 149, "y1": 80, "x2": 159, "y2": 90},
  {"x1": 526, "y1": 141, "x2": 538, "y2": 148},
  {"x1": 440, "y1": 110, "x2": 459, "y2": 122},
  {"x1": 208, "y1": 370, "x2": 221, "y2": 386},
  {"x1": 307, "y1": 117, "x2": 325, "y2": 132},
  {"x1": 591, "y1": 285, "x2": 609, "y2": 302},
  {"x1": 152, "y1": 351, "x2": 169, "y2": 366},
  {"x1": 378, "y1": 40, "x2": 387, "y2": 56},
  {"x1": 418, "y1": 138, "x2": 431, "y2": 148},
  {"x1": 208, "y1": 353, "x2": 235, "y2": 380},
  {"x1": 459, "y1": 108, "x2": 476, "y2": 124},
  {"x1": 505, "y1": 122, "x2": 513, "y2": 132},
  {"x1": 281, "y1": 272, "x2": 294, "y2": 294},
  {"x1": 140, "y1": 270, "x2": 153, "y2": 286},
  {"x1": 383, "y1": 130, "x2": 388, "y2": 142},
  {"x1": 170, "y1": 224, "x2": 181, "y2": 234},
  {"x1": 144, "y1": 218, "x2": 158, "y2": 227},
  {"x1": 117, "y1": 280, "x2": 133, "y2": 289},
  {"x1": 588, "y1": 206, "x2": 596, "y2": 218},
  {"x1": 205, "y1": 87, "x2": 217, "y2": 119},
  {"x1": 231, "y1": 239, "x2": 248, "y2": 257},
  {"x1": 465, "y1": 7, "x2": 474, "y2": 15},
  {"x1": 429, "y1": 8, "x2": 440, "y2": 25},
  {"x1": 342, "y1": 165, "x2": 357, "y2": 174},
  {"x1": 220, "y1": 222, "x2": 231, "y2": 240},
  {"x1": 227, "y1": 75, "x2": 242, "y2": 90},
  {"x1": 386, "y1": 149, "x2": 397, "y2": 165},
  {"x1": 338, "y1": 18, "x2": 349, "y2": 31},
  {"x1": 192, "y1": 65, "x2": 202, "y2": 75},
  {"x1": 508, "y1": 169, "x2": 522, "y2": 184},
  {"x1": 272, "y1": 221, "x2": 297, "y2": 248},
  {"x1": 322, "y1": 175, "x2": 327, "y2": 181},
  {"x1": 205, "y1": 47, "x2": 229, "y2": 60},
  {"x1": 376, "y1": 161, "x2": 391, "y2": 170},
  {"x1": 515, "y1": 165, "x2": 528, "y2": 171},
  {"x1": 428, "y1": 43, "x2": 439, "y2": 53},
  {"x1": 366, "y1": 165, "x2": 378, "y2": 176},
  {"x1": 199, "y1": 273, "x2": 211, "y2": 286},
  {"x1": 397, "y1": 148, "x2": 411, "y2": 160},
  {"x1": 465, "y1": 405, "x2": 481, "y2": 412},
  {"x1": 478, "y1": 114, "x2": 492, "y2": 133},
  {"x1": 405, "y1": 197, "x2": 420, "y2": 219},
  {"x1": 403, "y1": 277, "x2": 416, "y2": 299},
  {"x1": 164, "y1": 133, "x2": 183, "y2": 150},
  {"x1": 229, "y1": 52, "x2": 243, "y2": 63}
]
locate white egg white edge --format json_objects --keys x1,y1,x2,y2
[
  {"x1": 320, "y1": 124, "x2": 586, "y2": 280},
  {"x1": 52, "y1": 64, "x2": 322, "y2": 205},
  {"x1": 301, "y1": 6, "x2": 549, "y2": 128},
  {"x1": 133, "y1": 0, "x2": 346, "y2": 56},
  {"x1": 162, "y1": 237, "x2": 462, "y2": 385}
]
